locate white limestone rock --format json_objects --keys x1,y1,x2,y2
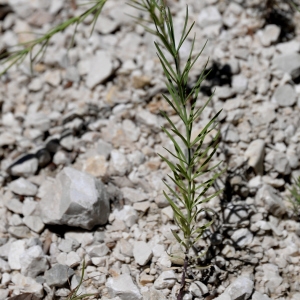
[
  {"x1": 198, "y1": 6, "x2": 222, "y2": 27},
  {"x1": 257, "y1": 24, "x2": 280, "y2": 47},
  {"x1": 110, "y1": 150, "x2": 132, "y2": 176},
  {"x1": 245, "y1": 139, "x2": 265, "y2": 175},
  {"x1": 10, "y1": 158, "x2": 39, "y2": 178},
  {"x1": 39, "y1": 167, "x2": 110, "y2": 230},
  {"x1": 86, "y1": 50, "x2": 113, "y2": 89},
  {"x1": 23, "y1": 216, "x2": 45, "y2": 233},
  {"x1": 106, "y1": 274, "x2": 142, "y2": 300},
  {"x1": 113, "y1": 205, "x2": 138, "y2": 227},
  {"x1": 9, "y1": 178, "x2": 38, "y2": 196},
  {"x1": 121, "y1": 187, "x2": 149, "y2": 203},
  {"x1": 231, "y1": 228, "x2": 253, "y2": 248},
  {"x1": 272, "y1": 84, "x2": 296, "y2": 107},
  {"x1": 11, "y1": 273, "x2": 44, "y2": 298},
  {"x1": 153, "y1": 270, "x2": 176, "y2": 289},
  {"x1": 273, "y1": 53, "x2": 300, "y2": 80},
  {"x1": 20, "y1": 245, "x2": 48, "y2": 277},
  {"x1": 255, "y1": 185, "x2": 286, "y2": 217},
  {"x1": 224, "y1": 276, "x2": 254, "y2": 300},
  {"x1": 133, "y1": 241, "x2": 152, "y2": 266},
  {"x1": 8, "y1": 240, "x2": 26, "y2": 270}
]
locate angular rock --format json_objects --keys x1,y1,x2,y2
[
  {"x1": 23, "y1": 216, "x2": 45, "y2": 233},
  {"x1": 96, "y1": 140, "x2": 112, "y2": 159},
  {"x1": 276, "y1": 40, "x2": 300, "y2": 55},
  {"x1": 245, "y1": 139, "x2": 265, "y2": 175},
  {"x1": 252, "y1": 291, "x2": 271, "y2": 300},
  {"x1": 198, "y1": 5, "x2": 222, "y2": 27},
  {"x1": 64, "y1": 232, "x2": 94, "y2": 247},
  {"x1": 11, "y1": 273, "x2": 44, "y2": 298},
  {"x1": 153, "y1": 270, "x2": 176, "y2": 289},
  {"x1": 44, "y1": 70, "x2": 61, "y2": 86},
  {"x1": 65, "y1": 251, "x2": 81, "y2": 268},
  {"x1": 106, "y1": 274, "x2": 142, "y2": 300},
  {"x1": 20, "y1": 245, "x2": 48, "y2": 277},
  {"x1": 224, "y1": 276, "x2": 254, "y2": 300},
  {"x1": 86, "y1": 50, "x2": 113, "y2": 89},
  {"x1": 8, "y1": 240, "x2": 26, "y2": 270},
  {"x1": 39, "y1": 167, "x2": 110, "y2": 229},
  {"x1": 87, "y1": 243, "x2": 110, "y2": 258},
  {"x1": 255, "y1": 185, "x2": 286, "y2": 217},
  {"x1": 9, "y1": 178, "x2": 38, "y2": 196},
  {"x1": 272, "y1": 84, "x2": 296, "y2": 107},
  {"x1": 133, "y1": 241, "x2": 152, "y2": 266},
  {"x1": 231, "y1": 228, "x2": 253, "y2": 248},
  {"x1": 216, "y1": 86, "x2": 235, "y2": 100},
  {"x1": 114, "y1": 205, "x2": 138, "y2": 228},
  {"x1": 110, "y1": 150, "x2": 132, "y2": 176},
  {"x1": 232, "y1": 74, "x2": 248, "y2": 94},
  {"x1": 5, "y1": 198, "x2": 23, "y2": 214},
  {"x1": 8, "y1": 226, "x2": 32, "y2": 239},
  {"x1": 121, "y1": 187, "x2": 148, "y2": 203},
  {"x1": 143, "y1": 287, "x2": 167, "y2": 300},
  {"x1": 136, "y1": 109, "x2": 160, "y2": 131},
  {"x1": 25, "y1": 113, "x2": 51, "y2": 132},
  {"x1": 272, "y1": 152, "x2": 291, "y2": 175},
  {"x1": 44, "y1": 264, "x2": 74, "y2": 287},
  {"x1": 53, "y1": 150, "x2": 70, "y2": 165},
  {"x1": 50, "y1": 0, "x2": 64, "y2": 14},
  {"x1": 9, "y1": 158, "x2": 39, "y2": 178},
  {"x1": 257, "y1": 24, "x2": 280, "y2": 47},
  {"x1": 189, "y1": 281, "x2": 209, "y2": 297},
  {"x1": 95, "y1": 15, "x2": 119, "y2": 34},
  {"x1": 224, "y1": 204, "x2": 250, "y2": 224},
  {"x1": 83, "y1": 155, "x2": 108, "y2": 177},
  {"x1": 273, "y1": 53, "x2": 300, "y2": 79},
  {"x1": 119, "y1": 239, "x2": 133, "y2": 257},
  {"x1": 58, "y1": 238, "x2": 80, "y2": 253},
  {"x1": 262, "y1": 264, "x2": 283, "y2": 294}
]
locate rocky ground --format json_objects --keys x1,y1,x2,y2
[{"x1": 1, "y1": 0, "x2": 300, "y2": 299}]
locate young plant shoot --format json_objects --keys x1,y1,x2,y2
[{"x1": 130, "y1": 0, "x2": 223, "y2": 296}]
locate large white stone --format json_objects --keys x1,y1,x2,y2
[
  {"x1": 11, "y1": 273, "x2": 44, "y2": 298},
  {"x1": 8, "y1": 240, "x2": 26, "y2": 270},
  {"x1": 198, "y1": 6, "x2": 222, "y2": 27},
  {"x1": 39, "y1": 167, "x2": 110, "y2": 229},
  {"x1": 9, "y1": 178, "x2": 38, "y2": 196},
  {"x1": 273, "y1": 53, "x2": 300, "y2": 79},
  {"x1": 225, "y1": 276, "x2": 254, "y2": 300},
  {"x1": 106, "y1": 274, "x2": 142, "y2": 300},
  {"x1": 133, "y1": 241, "x2": 152, "y2": 266},
  {"x1": 153, "y1": 270, "x2": 176, "y2": 289},
  {"x1": 245, "y1": 139, "x2": 265, "y2": 175},
  {"x1": 255, "y1": 185, "x2": 286, "y2": 217},
  {"x1": 86, "y1": 50, "x2": 113, "y2": 89},
  {"x1": 110, "y1": 150, "x2": 132, "y2": 176},
  {"x1": 20, "y1": 245, "x2": 48, "y2": 277},
  {"x1": 10, "y1": 158, "x2": 39, "y2": 178},
  {"x1": 231, "y1": 228, "x2": 253, "y2": 248},
  {"x1": 272, "y1": 84, "x2": 296, "y2": 107},
  {"x1": 257, "y1": 24, "x2": 280, "y2": 47}
]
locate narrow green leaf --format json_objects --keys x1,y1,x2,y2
[{"x1": 171, "y1": 230, "x2": 188, "y2": 250}]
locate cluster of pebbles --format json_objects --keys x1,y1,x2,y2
[{"x1": 1, "y1": 0, "x2": 300, "y2": 299}]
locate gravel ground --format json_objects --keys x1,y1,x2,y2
[{"x1": 1, "y1": 0, "x2": 300, "y2": 299}]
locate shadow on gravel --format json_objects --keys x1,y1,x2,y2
[
  {"x1": 200, "y1": 61, "x2": 233, "y2": 97},
  {"x1": 241, "y1": 0, "x2": 297, "y2": 43}
]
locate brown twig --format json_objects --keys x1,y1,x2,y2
[
  {"x1": 71, "y1": 0, "x2": 77, "y2": 10},
  {"x1": 177, "y1": 255, "x2": 188, "y2": 300}
]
